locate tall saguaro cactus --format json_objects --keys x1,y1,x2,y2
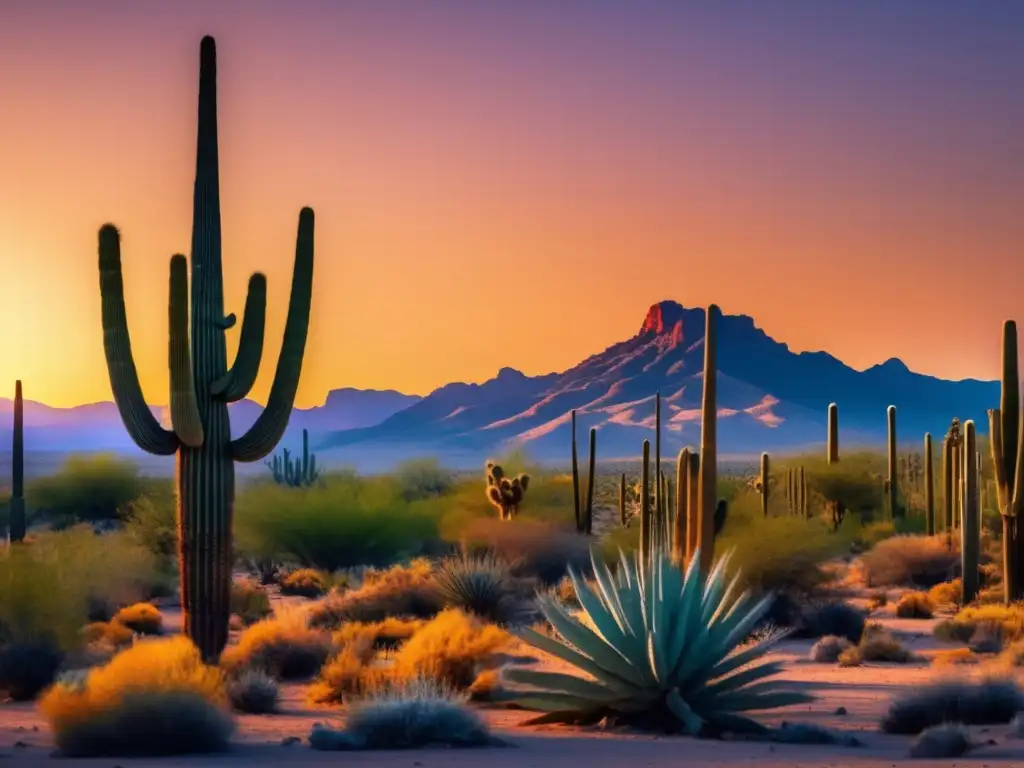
[
  {"x1": 97, "y1": 37, "x2": 315, "y2": 661},
  {"x1": 640, "y1": 440, "x2": 652, "y2": 560},
  {"x1": 886, "y1": 405, "x2": 898, "y2": 518},
  {"x1": 989, "y1": 320, "x2": 1024, "y2": 603},
  {"x1": 827, "y1": 402, "x2": 839, "y2": 464},
  {"x1": 758, "y1": 452, "x2": 770, "y2": 517},
  {"x1": 962, "y1": 420, "x2": 981, "y2": 604},
  {"x1": 924, "y1": 432, "x2": 935, "y2": 536},
  {"x1": 654, "y1": 392, "x2": 662, "y2": 522},
  {"x1": 569, "y1": 410, "x2": 595, "y2": 535},
  {"x1": 696, "y1": 305, "x2": 719, "y2": 572},
  {"x1": 9, "y1": 380, "x2": 25, "y2": 543}
]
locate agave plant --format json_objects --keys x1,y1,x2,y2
[{"x1": 504, "y1": 547, "x2": 812, "y2": 736}]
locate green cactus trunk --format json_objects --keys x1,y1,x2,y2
[
  {"x1": 570, "y1": 409, "x2": 581, "y2": 532},
  {"x1": 97, "y1": 37, "x2": 314, "y2": 661},
  {"x1": 640, "y1": 440, "x2": 651, "y2": 561},
  {"x1": 672, "y1": 449, "x2": 688, "y2": 563},
  {"x1": 9, "y1": 380, "x2": 25, "y2": 543},
  {"x1": 962, "y1": 421, "x2": 980, "y2": 604},
  {"x1": 759, "y1": 452, "x2": 769, "y2": 517},
  {"x1": 654, "y1": 392, "x2": 662, "y2": 524},
  {"x1": 696, "y1": 305, "x2": 718, "y2": 572},
  {"x1": 827, "y1": 402, "x2": 839, "y2": 464},
  {"x1": 887, "y1": 405, "x2": 898, "y2": 518},
  {"x1": 584, "y1": 428, "x2": 596, "y2": 536},
  {"x1": 685, "y1": 452, "x2": 700, "y2": 564},
  {"x1": 924, "y1": 433, "x2": 935, "y2": 536},
  {"x1": 799, "y1": 465, "x2": 807, "y2": 518}
]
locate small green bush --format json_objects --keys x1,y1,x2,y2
[
  {"x1": 394, "y1": 458, "x2": 455, "y2": 501},
  {"x1": 26, "y1": 454, "x2": 151, "y2": 525}
]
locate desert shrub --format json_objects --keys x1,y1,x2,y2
[
  {"x1": 797, "y1": 601, "x2": 866, "y2": 643},
  {"x1": 332, "y1": 617, "x2": 426, "y2": 654},
  {"x1": 434, "y1": 554, "x2": 516, "y2": 624},
  {"x1": 307, "y1": 634, "x2": 382, "y2": 705},
  {"x1": 280, "y1": 568, "x2": 328, "y2": 598},
  {"x1": 235, "y1": 475, "x2": 444, "y2": 572},
  {"x1": 122, "y1": 491, "x2": 177, "y2": 560},
  {"x1": 83, "y1": 622, "x2": 135, "y2": 649},
  {"x1": 227, "y1": 670, "x2": 279, "y2": 714},
  {"x1": 390, "y1": 609, "x2": 510, "y2": 691},
  {"x1": 895, "y1": 592, "x2": 934, "y2": 619},
  {"x1": 715, "y1": 493, "x2": 849, "y2": 596},
  {"x1": 803, "y1": 454, "x2": 887, "y2": 521},
  {"x1": 39, "y1": 636, "x2": 232, "y2": 756},
  {"x1": 859, "y1": 629, "x2": 917, "y2": 663},
  {"x1": 931, "y1": 648, "x2": 979, "y2": 667},
  {"x1": 909, "y1": 723, "x2": 973, "y2": 759},
  {"x1": 393, "y1": 458, "x2": 455, "y2": 501},
  {"x1": 837, "y1": 646, "x2": 862, "y2": 667},
  {"x1": 0, "y1": 638, "x2": 64, "y2": 701},
  {"x1": 860, "y1": 535, "x2": 959, "y2": 588},
  {"x1": 308, "y1": 560, "x2": 442, "y2": 628},
  {"x1": 26, "y1": 454, "x2": 149, "y2": 525},
  {"x1": 220, "y1": 612, "x2": 333, "y2": 681},
  {"x1": 881, "y1": 678, "x2": 1024, "y2": 734},
  {"x1": 934, "y1": 618, "x2": 977, "y2": 644},
  {"x1": 112, "y1": 603, "x2": 163, "y2": 635},
  {"x1": 998, "y1": 639, "x2": 1024, "y2": 667},
  {"x1": 867, "y1": 590, "x2": 888, "y2": 611},
  {"x1": 454, "y1": 517, "x2": 590, "y2": 586},
  {"x1": 310, "y1": 678, "x2": 497, "y2": 750},
  {"x1": 230, "y1": 580, "x2": 273, "y2": 625},
  {"x1": 808, "y1": 635, "x2": 851, "y2": 663},
  {"x1": 928, "y1": 579, "x2": 962, "y2": 608},
  {"x1": 953, "y1": 603, "x2": 1024, "y2": 643}
]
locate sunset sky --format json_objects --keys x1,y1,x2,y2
[{"x1": 1, "y1": 1, "x2": 1023, "y2": 408}]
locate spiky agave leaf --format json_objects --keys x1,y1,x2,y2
[{"x1": 507, "y1": 546, "x2": 812, "y2": 735}]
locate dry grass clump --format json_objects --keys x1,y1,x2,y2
[
  {"x1": 434, "y1": 554, "x2": 517, "y2": 624},
  {"x1": 860, "y1": 535, "x2": 959, "y2": 588},
  {"x1": 227, "y1": 670, "x2": 279, "y2": 714},
  {"x1": 881, "y1": 678, "x2": 1024, "y2": 734},
  {"x1": 111, "y1": 603, "x2": 163, "y2": 635},
  {"x1": 309, "y1": 678, "x2": 499, "y2": 751},
  {"x1": 933, "y1": 618, "x2": 976, "y2": 644},
  {"x1": 867, "y1": 591, "x2": 888, "y2": 612},
  {"x1": 333, "y1": 617, "x2": 425, "y2": 654},
  {"x1": 837, "y1": 646, "x2": 862, "y2": 667},
  {"x1": 808, "y1": 635, "x2": 851, "y2": 663},
  {"x1": 931, "y1": 648, "x2": 979, "y2": 667},
  {"x1": 997, "y1": 639, "x2": 1024, "y2": 668},
  {"x1": 456, "y1": 518, "x2": 591, "y2": 586},
  {"x1": 220, "y1": 611, "x2": 333, "y2": 681},
  {"x1": 82, "y1": 621, "x2": 135, "y2": 650},
  {"x1": 953, "y1": 603, "x2": 1024, "y2": 643},
  {"x1": 859, "y1": 628, "x2": 918, "y2": 663},
  {"x1": 38, "y1": 636, "x2": 233, "y2": 757},
  {"x1": 230, "y1": 580, "x2": 273, "y2": 626},
  {"x1": 307, "y1": 634, "x2": 385, "y2": 705},
  {"x1": 895, "y1": 591, "x2": 934, "y2": 619},
  {"x1": 308, "y1": 560, "x2": 442, "y2": 629},
  {"x1": 927, "y1": 579, "x2": 962, "y2": 609},
  {"x1": 280, "y1": 568, "x2": 329, "y2": 598}
]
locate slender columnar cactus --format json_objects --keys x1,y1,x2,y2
[
  {"x1": 97, "y1": 37, "x2": 315, "y2": 660},
  {"x1": 685, "y1": 451, "x2": 700, "y2": 563},
  {"x1": 942, "y1": 436, "x2": 953, "y2": 538},
  {"x1": 570, "y1": 410, "x2": 581, "y2": 532},
  {"x1": 266, "y1": 429, "x2": 320, "y2": 487},
  {"x1": 696, "y1": 305, "x2": 718, "y2": 572},
  {"x1": 989, "y1": 320, "x2": 1024, "y2": 602},
  {"x1": 886, "y1": 405, "x2": 898, "y2": 518},
  {"x1": 924, "y1": 433, "x2": 935, "y2": 536},
  {"x1": 672, "y1": 449, "x2": 689, "y2": 563},
  {"x1": 962, "y1": 420, "x2": 981, "y2": 604},
  {"x1": 827, "y1": 402, "x2": 839, "y2": 464},
  {"x1": 584, "y1": 428, "x2": 596, "y2": 536},
  {"x1": 787, "y1": 468, "x2": 794, "y2": 515},
  {"x1": 640, "y1": 440, "x2": 651, "y2": 561},
  {"x1": 758, "y1": 452, "x2": 770, "y2": 517},
  {"x1": 799, "y1": 465, "x2": 807, "y2": 518},
  {"x1": 9, "y1": 380, "x2": 25, "y2": 543},
  {"x1": 654, "y1": 392, "x2": 662, "y2": 523}
]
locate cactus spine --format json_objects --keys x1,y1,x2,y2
[
  {"x1": 886, "y1": 405, "x2": 898, "y2": 518},
  {"x1": 827, "y1": 402, "x2": 839, "y2": 463},
  {"x1": 924, "y1": 432, "x2": 935, "y2": 536},
  {"x1": 640, "y1": 439, "x2": 651, "y2": 560},
  {"x1": 989, "y1": 320, "x2": 1024, "y2": 602},
  {"x1": 97, "y1": 37, "x2": 315, "y2": 661},
  {"x1": 695, "y1": 305, "x2": 719, "y2": 572},
  {"x1": 758, "y1": 452, "x2": 769, "y2": 517},
  {"x1": 266, "y1": 429, "x2": 320, "y2": 487},
  {"x1": 962, "y1": 420, "x2": 980, "y2": 603},
  {"x1": 9, "y1": 380, "x2": 25, "y2": 543}
]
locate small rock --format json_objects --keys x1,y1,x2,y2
[
  {"x1": 13, "y1": 741, "x2": 27, "y2": 749},
  {"x1": 834, "y1": 706, "x2": 848, "y2": 715}
]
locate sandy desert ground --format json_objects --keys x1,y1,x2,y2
[{"x1": 2, "y1": 588, "x2": 1024, "y2": 768}]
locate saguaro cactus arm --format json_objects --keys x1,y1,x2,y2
[
  {"x1": 990, "y1": 408, "x2": 1009, "y2": 513},
  {"x1": 211, "y1": 272, "x2": 267, "y2": 402},
  {"x1": 168, "y1": 255, "x2": 204, "y2": 447},
  {"x1": 231, "y1": 208, "x2": 315, "y2": 462},
  {"x1": 98, "y1": 225, "x2": 180, "y2": 456}
]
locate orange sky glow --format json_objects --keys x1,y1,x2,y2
[{"x1": 1, "y1": 2, "x2": 1023, "y2": 408}]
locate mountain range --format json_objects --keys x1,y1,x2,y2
[{"x1": 0, "y1": 301, "x2": 1001, "y2": 472}]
